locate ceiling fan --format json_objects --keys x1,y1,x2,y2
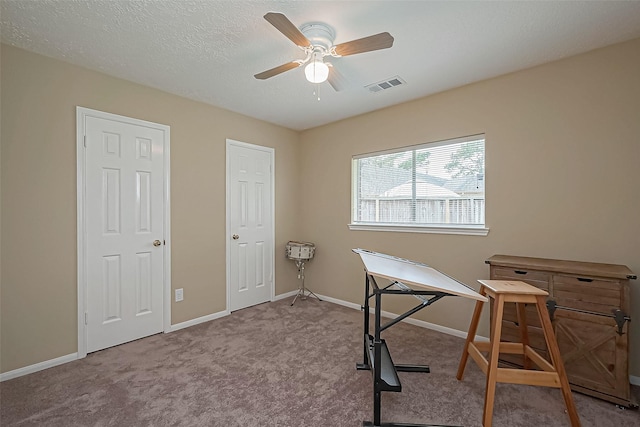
[{"x1": 254, "y1": 12, "x2": 394, "y2": 91}]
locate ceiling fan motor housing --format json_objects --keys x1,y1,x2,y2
[{"x1": 300, "y1": 22, "x2": 336, "y2": 52}]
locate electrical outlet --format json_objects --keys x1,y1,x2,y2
[{"x1": 175, "y1": 288, "x2": 184, "y2": 302}]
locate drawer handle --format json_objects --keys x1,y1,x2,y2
[
  {"x1": 514, "y1": 270, "x2": 528, "y2": 275},
  {"x1": 577, "y1": 277, "x2": 593, "y2": 282}
]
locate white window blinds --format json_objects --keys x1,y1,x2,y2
[{"x1": 352, "y1": 134, "x2": 485, "y2": 228}]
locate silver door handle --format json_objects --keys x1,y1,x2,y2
[
  {"x1": 232, "y1": 234, "x2": 239, "y2": 240},
  {"x1": 153, "y1": 240, "x2": 162, "y2": 247}
]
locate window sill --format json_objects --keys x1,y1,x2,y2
[{"x1": 348, "y1": 223, "x2": 489, "y2": 236}]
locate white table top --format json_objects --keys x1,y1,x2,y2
[{"x1": 353, "y1": 249, "x2": 487, "y2": 302}]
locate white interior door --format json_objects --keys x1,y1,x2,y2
[
  {"x1": 227, "y1": 140, "x2": 274, "y2": 312},
  {"x1": 83, "y1": 112, "x2": 167, "y2": 353}
]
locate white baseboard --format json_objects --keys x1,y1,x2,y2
[
  {"x1": 630, "y1": 375, "x2": 640, "y2": 386},
  {"x1": 2, "y1": 309, "x2": 231, "y2": 381},
  {"x1": 169, "y1": 291, "x2": 309, "y2": 330},
  {"x1": 272, "y1": 290, "x2": 298, "y2": 301},
  {"x1": 168, "y1": 309, "x2": 229, "y2": 332},
  {"x1": 161, "y1": 289, "x2": 307, "y2": 332},
  {"x1": 0, "y1": 352, "x2": 78, "y2": 382},
  {"x1": 314, "y1": 293, "x2": 362, "y2": 310},
  {"x1": 316, "y1": 293, "x2": 489, "y2": 342},
  {"x1": 387, "y1": 309, "x2": 490, "y2": 342}
]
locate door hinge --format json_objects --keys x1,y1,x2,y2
[
  {"x1": 83, "y1": 135, "x2": 87, "y2": 147},
  {"x1": 84, "y1": 312, "x2": 88, "y2": 325}
]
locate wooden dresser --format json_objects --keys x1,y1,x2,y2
[{"x1": 486, "y1": 254, "x2": 637, "y2": 408}]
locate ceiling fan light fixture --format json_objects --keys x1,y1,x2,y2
[
  {"x1": 256, "y1": 13, "x2": 394, "y2": 91},
  {"x1": 304, "y1": 60, "x2": 329, "y2": 84}
]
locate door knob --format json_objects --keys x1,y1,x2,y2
[
  {"x1": 153, "y1": 240, "x2": 162, "y2": 247},
  {"x1": 232, "y1": 234, "x2": 239, "y2": 240}
]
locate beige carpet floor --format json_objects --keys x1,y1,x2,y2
[{"x1": 1, "y1": 297, "x2": 638, "y2": 426}]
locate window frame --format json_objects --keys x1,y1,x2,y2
[{"x1": 349, "y1": 134, "x2": 489, "y2": 236}]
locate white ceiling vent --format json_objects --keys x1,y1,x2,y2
[{"x1": 366, "y1": 76, "x2": 406, "y2": 93}]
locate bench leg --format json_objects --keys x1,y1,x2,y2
[
  {"x1": 535, "y1": 295, "x2": 581, "y2": 427},
  {"x1": 516, "y1": 302, "x2": 531, "y2": 370},
  {"x1": 457, "y1": 287, "x2": 487, "y2": 381},
  {"x1": 483, "y1": 294, "x2": 505, "y2": 427}
]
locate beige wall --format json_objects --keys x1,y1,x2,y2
[
  {"x1": 299, "y1": 38, "x2": 640, "y2": 377},
  {"x1": 0, "y1": 44, "x2": 301, "y2": 373},
  {"x1": 2, "y1": 38, "x2": 639, "y2": 378}
]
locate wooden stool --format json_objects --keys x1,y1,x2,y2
[{"x1": 456, "y1": 280, "x2": 580, "y2": 427}]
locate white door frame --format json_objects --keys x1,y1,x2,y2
[
  {"x1": 76, "y1": 106, "x2": 171, "y2": 359},
  {"x1": 225, "y1": 139, "x2": 276, "y2": 311}
]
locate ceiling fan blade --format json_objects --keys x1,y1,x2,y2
[
  {"x1": 264, "y1": 12, "x2": 311, "y2": 48},
  {"x1": 254, "y1": 61, "x2": 301, "y2": 80},
  {"x1": 333, "y1": 32, "x2": 394, "y2": 57},
  {"x1": 327, "y1": 65, "x2": 348, "y2": 92}
]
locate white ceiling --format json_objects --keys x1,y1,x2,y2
[{"x1": 2, "y1": 1, "x2": 640, "y2": 131}]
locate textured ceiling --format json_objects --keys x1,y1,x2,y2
[{"x1": 2, "y1": 0, "x2": 640, "y2": 130}]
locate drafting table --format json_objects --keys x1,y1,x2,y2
[{"x1": 353, "y1": 249, "x2": 487, "y2": 427}]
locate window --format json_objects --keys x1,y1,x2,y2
[{"x1": 350, "y1": 134, "x2": 488, "y2": 235}]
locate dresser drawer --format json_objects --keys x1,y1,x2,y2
[
  {"x1": 490, "y1": 267, "x2": 550, "y2": 291},
  {"x1": 552, "y1": 275, "x2": 622, "y2": 314}
]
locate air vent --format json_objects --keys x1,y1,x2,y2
[{"x1": 365, "y1": 76, "x2": 406, "y2": 93}]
